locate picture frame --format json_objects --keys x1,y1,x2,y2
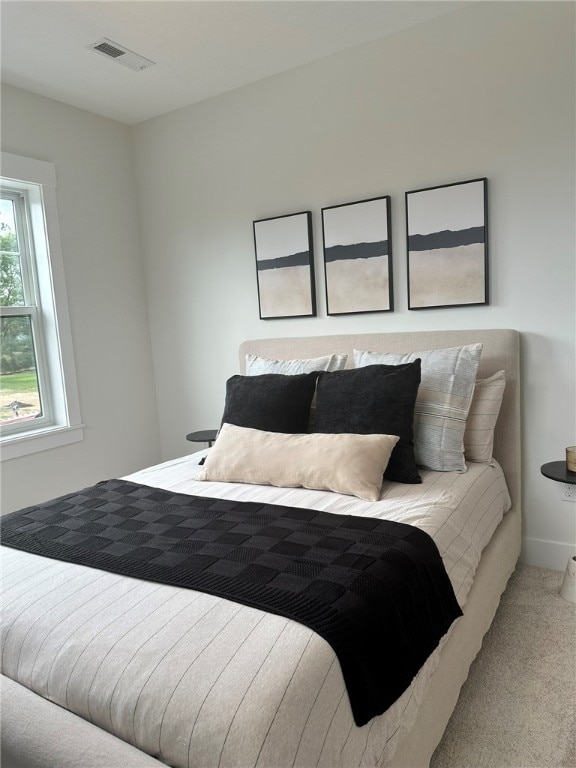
[
  {"x1": 321, "y1": 195, "x2": 393, "y2": 315},
  {"x1": 253, "y1": 211, "x2": 316, "y2": 320},
  {"x1": 406, "y1": 178, "x2": 488, "y2": 310}
]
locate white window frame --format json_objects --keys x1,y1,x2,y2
[
  {"x1": 2, "y1": 188, "x2": 55, "y2": 434},
  {"x1": 1, "y1": 152, "x2": 83, "y2": 460}
]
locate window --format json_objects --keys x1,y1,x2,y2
[
  {"x1": 1, "y1": 152, "x2": 82, "y2": 459},
  {"x1": 1, "y1": 190, "x2": 51, "y2": 431}
]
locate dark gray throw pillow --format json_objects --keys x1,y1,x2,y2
[
  {"x1": 314, "y1": 361, "x2": 422, "y2": 484},
  {"x1": 221, "y1": 372, "x2": 319, "y2": 434}
]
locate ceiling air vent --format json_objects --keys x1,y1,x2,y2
[{"x1": 88, "y1": 38, "x2": 156, "y2": 71}]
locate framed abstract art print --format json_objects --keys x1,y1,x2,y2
[
  {"x1": 253, "y1": 211, "x2": 316, "y2": 320},
  {"x1": 321, "y1": 195, "x2": 393, "y2": 315},
  {"x1": 406, "y1": 178, "x2": 488, "y2": 309}
]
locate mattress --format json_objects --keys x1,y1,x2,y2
[{"x1": 0, "y1": 452, "x2": 511, "y2": 768}]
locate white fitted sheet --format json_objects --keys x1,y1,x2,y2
[{"x1": 1, "y1": 454, "x2": 511, "y2": 768}]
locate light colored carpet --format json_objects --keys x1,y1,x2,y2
[{"x1": 430, "y1": 564, "x2": 576, "y2": 768}]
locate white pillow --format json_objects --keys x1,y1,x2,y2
[
  {"x1": 464, "y1": 370, "x2": 506, "y2": 463},
  {"x1": 197, "y1": 423, "x2": 399, "y2": 502},
  {"x1": 353, "y1": 344, "x2": 482, "y2": 472},
  {"x1": 245, "y1": 353, "x2": 347, "y2": 376}
]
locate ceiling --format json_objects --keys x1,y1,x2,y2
[{"x1": 1, "y1": 0, "x2": 467, "y2": 125}]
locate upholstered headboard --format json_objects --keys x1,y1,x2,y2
[{"x1": 239, "y1": 329, "x2": 521, "y2": 514}]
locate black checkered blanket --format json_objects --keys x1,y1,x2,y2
[{"x1": 1, "y1": 479, "x2": 462, "y2": 726}]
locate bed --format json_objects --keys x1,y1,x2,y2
[{"x1": 0, "y1": 328, "x2": 521, "y2": 768}]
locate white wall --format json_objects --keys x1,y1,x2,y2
[
  {"x1": 133, "y1": 1, "x2": 575, "y2": 570},
  {"x1": 1, "y1": 85, "x2": 160, "y2": 512}
]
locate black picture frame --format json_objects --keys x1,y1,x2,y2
[
  {"x1": 321, "y1": 195, "x2": 393, "y2": 315},
  {"x1": 406, "y1": 178, "x2": 489, "y2": 310},
  {"x1": 253, "y1": 211, "x2": 316, "y2": 320}
]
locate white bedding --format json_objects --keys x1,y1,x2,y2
[{"x1": 0, "y1": 454, "x2": 511, "y2": 768}]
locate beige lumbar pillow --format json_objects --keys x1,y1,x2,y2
[{"x1": 197, "y1": 423, "x2": 399, "y2": 502}]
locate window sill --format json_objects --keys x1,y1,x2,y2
[{"x1": 1, "y1": 423, "x2": 84, "y2": 460}]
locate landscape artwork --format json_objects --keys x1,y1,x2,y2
[
  {"x1": 253, "y1": 211, "x2": 316, "y2": 319},
  {"x1": 406, "y1": 178, "x2": 488, "y2": 309},
  {"x1": 322, "y1": 196, "x2": 393, "y2": 315}
]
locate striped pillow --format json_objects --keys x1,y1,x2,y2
[
  {"x1": 464, "y1": 370, "x2": 506, "y2": 462},
  {"x1": 245, "y1": 353, "x2": 347, "y2": 375},
  {"x1": 353, "y1": 344, "x2": 482, "y2": 472}
]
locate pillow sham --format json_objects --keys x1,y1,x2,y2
[
  {"x1": 198, "y1": 423, "x2": 399, "y2": 502},
  {"x1": 314, "y1": 361, "x2": 422, "y2": 484},
  {"x1": 464, "y1": 370, "x2": 506, "y2": 463},
  {"x1": 245, "y1": 353, "x2": 347, "y2": 375},
  {"x1": 353, "y1": 344, "x2": 482, "y2": 472},
  {"x1": 221, "y1": 372, "x2": 318, "y2": 434}
]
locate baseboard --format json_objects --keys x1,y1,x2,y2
[{"x1": 521, "y1": 536, "x2": 574, "y2": 571}]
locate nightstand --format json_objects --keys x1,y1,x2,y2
[
  {"x1": 541, "y1": 461, "x2": 576, "y2": 603},
  {"x1": 186, "y1": 429, "x2": 218, "y2": 447}
]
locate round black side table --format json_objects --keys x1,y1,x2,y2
[
  {"x1": 540, "y1": 461, "x2": 576, "y2": 603},
  {"x1": 186, "y1": 429, "x2": 218, "y2": 447},
  {"x1": 541, "y1": 461, "x2": 576, "y2": 487}
]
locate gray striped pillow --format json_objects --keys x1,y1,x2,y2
[
  {"x1": 245, "y1": 353, "x2": 347, "y2": 375},
  {"x1": 353, "y1": 344, "x2": 482, "y2": 472},
  {"x1": 464, "y1": 370, "x2": 505, "y2": 462}
]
